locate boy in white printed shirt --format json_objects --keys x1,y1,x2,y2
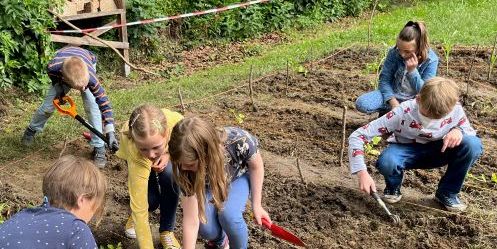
[{"x1": 349, "y1": 77, "x2": 483, "y2": 212}]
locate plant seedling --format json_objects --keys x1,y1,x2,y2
[
  {"x1": 364, "y1": 136, "x2": 382, "y2": 156},
  {"x1": 99, "y1": 242, "x2": 122, "y2": 249},
  {"x1": 296, "y1": 65, "x2": 308, "y2": 77},
  {"x1": 229, "y1": 109, "x2": 246, "y2": 124}
]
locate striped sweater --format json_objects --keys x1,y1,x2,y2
[
  {"x1": 47, "y1": 46, "x2": 114, "y2": 132},
  {"x1": 348, "y1": 99, "x2": 476, "y2": 174}
]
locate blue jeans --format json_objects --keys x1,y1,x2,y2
[
  {"x1": 376, "y1": 135, "x2": 483, "y2": 196},
  {"x1": 27, "y1": 84, "x2": 104, "y2": 148},
  {"x1": 148, "y1": 162, "x2": 179, "y2": 232},
  {"x1": 199, "y1": 173, "x2": 250, "y2": 249},
  {"x1": 355, "y1": 90, "x2": 392, "y2": 114}
]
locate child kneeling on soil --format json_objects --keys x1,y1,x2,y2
[
  {"x1": 349, "y1": 77, "x2": 483, "y2": 212},
  {"x1": 21, "y1": 46, "x2": 119, "y2": 168},
  {"x1": 115, "y1": 104, "x2": 182, "y2": 249},
  {"x1": 355, "y1": 21, "x2": 439, "y2": 115},
  {"x1": 169, "y1": 116, "x2": 271, "y2": 249},
  {"x1": 0, "y1": 155, "x2": 107, "y2": 248}
]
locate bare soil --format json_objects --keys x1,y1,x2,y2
[{"x1": 1, "y1": 46, "x2": 496, "y2": 248}]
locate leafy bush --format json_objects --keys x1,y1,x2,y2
[
  {"x1": 0, "y1": 0, "x2": 63, "y2": 93},
  {"x1": 126, "y1": 0, "x2": 374, "y2": 43}
]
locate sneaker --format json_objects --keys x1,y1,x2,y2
[
  {"x1": 383, "y1": 186, "x2": 402, "y2": 204},
  {"x1": 160, "y1": 231, "x2": 181, "y2": 249},
  {"x1": 435, "y1": 192, "x2": 467, "y2": 212},
  {"x1": 124, "y1": 216, "x2": 136, "y2": 239},
  {"x1": 205, "y1": 238, "x2": 229, "y2": 249},
  {"x1": 93, "y1": 146, "x2": 107, "y2": 168},
  {"x1": 21, "y1": 127, "x2": 36, "y2": 146}
]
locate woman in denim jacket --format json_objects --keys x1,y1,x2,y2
[{"x1": 356, "y1": 21, "x2": 439, "y2": 115}]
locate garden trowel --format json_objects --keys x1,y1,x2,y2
[{"x1": 261, "y1": 218, "x2": 306, "y2": 247}]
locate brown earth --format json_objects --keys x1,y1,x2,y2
[{"x1": 1, "y1": 46, "x2": 496, "y2": 248}]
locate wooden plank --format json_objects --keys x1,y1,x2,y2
[
  {"x1": 51, "y1": 34, "x2": 129, "y2": 49},
  {"x1": 60, "y1": 9, "x2": 124, "y2": 21},
  {"x1": 117, "y1": 10, "x2": 130, "y2": 76},
  {"x1": 89, "y1": 20, "x2": 117, "y2": 37}
]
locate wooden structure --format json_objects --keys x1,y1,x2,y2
[{"x1": 51, "y1": 0, "x2": 130, "y2": 76}]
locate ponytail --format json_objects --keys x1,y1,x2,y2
[{"x1": 398, "y1": 21, "x2": 430, "y2": 62}]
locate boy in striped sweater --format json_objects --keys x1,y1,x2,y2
[
  {"x1": 349, "y1": 77, "x2": 483, "y2": 212},
  {"x1": 22, "y1": 46, "x2": 118, "y2": 168}
]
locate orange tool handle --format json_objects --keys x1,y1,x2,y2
[{"x1": 53, "y1": 96, "x2": 77, "y2": 118}]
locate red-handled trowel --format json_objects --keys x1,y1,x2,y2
[{"x1": 261, "y1": 218, "x2": 305, "y2": 247}]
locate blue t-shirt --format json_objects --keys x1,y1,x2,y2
[
  {"x1": 223, "y1": 126, "x2": 259, "y2": 181},
  {"x1": 0, "y1": 201, "x2": 97, "y2": 249}
]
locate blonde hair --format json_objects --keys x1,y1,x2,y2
[
  {"x1": 418, "y1": 77, "x2": 460, "y2": 119},
  {"x1": 126, "y1": 104, "x2": 168, "y2": 140},
  {"x1": 169, "y1": 116, "x2": 227, "y2": 223},
  {"x1": 62, "y1": 57, "x2": 90, "y2": 89},
  {"x1": 398, "y1": 21, "x2": 430, "y2": 62},
  {"x1": 42, "y1": 155, "x2": 107, "y2": 224}
]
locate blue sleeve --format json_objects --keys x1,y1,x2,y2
[
  {"x1": 378, "y1": 48, "x2": 397, "y2": 103},
  {"x1": 407, "y1": 51, "x2": 439, "y2": 92},
  {"x1": 68, "y1": 220, "x2": 98, "y2": 249}
]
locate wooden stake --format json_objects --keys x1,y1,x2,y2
[
  {"x1": 296, "y1": 158, "x2": 306, "y2": 185},
  {"x1": 285, "y1": 60, "x2": 290, "y2": 96},
  {"x1": 367, "y1": 0, "x2": 380, "y2": 55},
  {"x1": 339, "y1": 106, "x2": 348, "y2": 167},
  {"x1": 178, "y1": 87, "x2": 185, "y2": 113},
  {"x1": 464, "y1": 45, "x2": 479, "y2": 106},
  {"x1": 249, "y1": 65, "x2": 257, "y2": 112},
  {"x1": 488, "y1": 33, "x2": 497, "y2": 80}
]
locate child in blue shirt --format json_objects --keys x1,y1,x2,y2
[
  {"x1": 355, "y1": 21, "x2": 439, "y2": 115},
  {"x1": 0, "y1": 155, "x2": 107, "y2": 248}
]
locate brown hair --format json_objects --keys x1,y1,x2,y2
[
  {"x1": 126, "y1": 104, "x2": 168, "y2": 140},
  {"x1": 42, "y1": 155, "x2": 107, "y2": 224},
  {"x1": 61, "y1": 57, "x2": 90, "y2": 90},
  {"x1": 169, "y1": 116, "x2": 227, "y2": 223},
  {"x1": 418, "y1": 77, "x2": 460, "y2": 119},
  {"x1": 398, "y1": 21, "x2": 430, "y2": 62}
]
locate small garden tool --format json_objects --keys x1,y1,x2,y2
[
  {"x1": 370, "y1": 191, "x2": 401, "y2": 225},
  {"x1": 261, "y1": 218, "x2": 306, "y2": 247}
]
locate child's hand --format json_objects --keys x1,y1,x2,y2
[
  {"x1": 107, "y1": 131, "x2": 119, "y2": 153},
  {"x1": 405, "y1": 52, "x2": 419, "y2": 73},
  {"x1": 253, "y1": 205, "x2": 271, "y2": 226},
  {"x1": 389, "y1": 98, "x2": 400, "y2": 109},
  {"x1": 151, "y1": 153, "x2": 169, "y2": 173},
  {"x1": 357, "y1": 170, "x2": 376, "y2": 194},
  {"x1": 442, "y1": 128, "x2": 463, "y2": 152}
]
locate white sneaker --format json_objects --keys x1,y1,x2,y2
[{"x1": 125, "y1": 216, "x2": 137, "y2": 239}]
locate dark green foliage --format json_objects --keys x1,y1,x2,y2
[
  {"x1": 0, "y1": 0, "x2": 63, "y2": 93},
  {"x1": 126, "y1": 0, "x2": 374, "y2": 43}
]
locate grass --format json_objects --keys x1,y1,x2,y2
[{"x1": 1, "y1": 0, "x2": 496, "y2": 164}]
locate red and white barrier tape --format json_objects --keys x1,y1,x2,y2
[{"x1": 50, "y1": 0, "x2": 271, "y2": 34}]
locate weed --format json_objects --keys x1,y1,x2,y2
[
  {"x1": 442, "y1": 32, "x2": 457, "y2": 75},
  {"x1": 0, "y1": 203, "x2": 9, "y2": 224},
  {"x1": 229, "y1": 109, "x2": 246, "y2": 124},
  {"x1": 99, "y1": 242, "x2": 122, "y2": 249}
]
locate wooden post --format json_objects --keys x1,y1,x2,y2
[
  {"x1": 249, "y1": 65, "x2": 257, "y2": 112},
  {"x1": 464, "y1": 45, "x2": 479, "y2": 106},
  {"x1": 116, "y1": 0, "x2": 130, "y2": 77},
  {"x1": 488, "y1": 33, "x2": 497, "y2": 80},
  {"x1": 285, "y1": 60, "x2": 290, "y2": 96},
  {"x1": 367, "y1": 0, "x2": 380, "y2": 55},
  {"x1": 339, "y1": 106, "x2": 348, "y2": 167},
  {"x1": 178, "y1": 87, "x2": 185, "y2": 114},
  {"x1": 296, "y1": 158, "x2": 306, "y2": 185}
]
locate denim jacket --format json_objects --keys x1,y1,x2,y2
[{"x1": 379, "y1": 47, "x2": 439, "y2": 103}]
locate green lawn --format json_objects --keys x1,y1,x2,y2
[{"x1": 1, "y1": 0, "x2": 496, "y2": 163}]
